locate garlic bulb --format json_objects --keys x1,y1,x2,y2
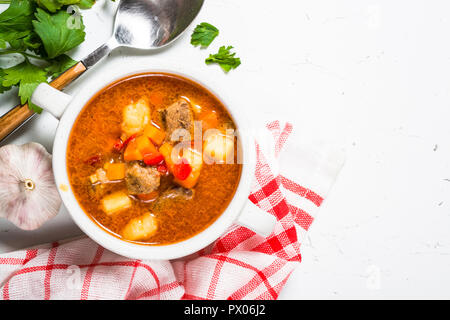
[{"x1": 0, "y1": 142, "x2": 61, "y2": 230}]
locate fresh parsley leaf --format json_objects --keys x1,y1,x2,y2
[
  {"x1": 59, "y1": 0, "x2": 83, "y2": 4},
  {"x1": 45, "y1": 54, "x2": 77, "y2": 79},
  {"x1": 35, "y1": 0, "x2": 62, "y2": 13},
  {"x1": 205, "y1": 45, "x2": 241, "y2": 72},
  {"x1": 0, "y1": 0, "x2": 35, "y2": 45},
  {"x1": 78, "y1": 0, "x2": 95, "y2": 9},
  {"x1": 35, "y1": 0, "x2": 91, "y2": 13},
  {"x1": 191, "y1": 22, "x2": 219, "y2": 48},
  {"x1": 0, "y1": 0, "x2": 97, "y2": 113},
  {"x1": 2, "y1": 60, "x2": 48, "y2": 113},
  {"x1": 8, "y1": 32, "x2": 41, "y2": 51},
  {"x1": 0, "y1": 69, "x2": 13, "y2": 93},
  {"x1": 32, "y1": 8, "x2": 85, "y2": 59}
]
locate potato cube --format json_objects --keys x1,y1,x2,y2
[
  {"x1": 89, "y1": 173, "x2": 98, "y2": 184},
  {"x1": 95, "y1": 168, "x2": 108, "y2": 183},
  {"x1": 101, "y1": 191, "x2": 132, "y2": 215},
  {"x1": 121, "y1": 212, "x2": 158, "y2": 241},
  {"x1": 121, "y1": 99, "x2": 151, "y2": 136},
  {"x1": 181, "y1": 147, "x2": 203, "y2": 171},
  {"x1": 203, "y1": 132, "x2": 234, "y2": 163}
]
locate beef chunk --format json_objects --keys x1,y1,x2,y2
[
  {"x1": 159, "y1": 187, "x2": 194, "y2": 201},
  {"x1": 164, "y1": 100, "x2": 194, "y2": 141},
  {"x1": 125, "y1": 163, "x2": 160, "y2": 195},
  {"x1": 152, "y1": 108, "x2": 166, "y2": 128},
  {"x1": 151, "y1": 187, "x2": 194, "y2": 210}
]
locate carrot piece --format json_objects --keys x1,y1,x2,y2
[
  {"x1": 124, "y1": 139, "x2": 143, "y2": 161},
  {"x1": 136, "y1": 135, "x2": 158, "y2": 155},
  {"x1": 104, "y1": 163, "x2": 126, "y2": 180},
  {"x1": 174, "y1": 170, "x2": 201, "y2": 189},
  {"x1": 159, "y1": 143, "x2": 175, "y2": 171},
  {"x1": 124, "y1": 135, "x2": 159, "y2": 162},
  {"x1": 144, "y1": 123, "x2": 166, "y2": 145},
  {"x1": 123, "y1": 135, "x2": 158, "y2": 161}
]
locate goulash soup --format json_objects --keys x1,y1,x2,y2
[{"x1": 67, "y1": 73, "x2": 242, "y2": 245}]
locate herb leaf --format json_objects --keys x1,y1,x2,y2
[
  {"x1": 36, "y1": 0, "x2": 63, "y2": 13},
  {"x1": 35, "y1": 0, "x2": 91, "y2": 13},
  {"x1": 205, "y1": 45, "x2": 241, "y2": 72},
  {"x1": 78, "y1": 0, "x2": 95, "y2": 9},
  {"x1": 32, "y1": 8, "x2": 85, "y2": 59},
  {"x1": 0, "y1": 69, "x2": 13, "y2": 93},
  {"x1": 0, "y1": 0, "x2": 35, "y2": 45},
  {"x1": 2, "y1": 60, "x2": 48, "y2": 112},
  {"x1": 191, "y1": 22, "x2": 219, "y2": 48},
  {"x1": 45, "y1": 54, "x2": 77, "y2": 79},
  {"x1": 8, "y1": 32, "x2": 41, "y2": 52},
  {"x1": 0, "y1": 0, "x2": 96, "y2": 113}
]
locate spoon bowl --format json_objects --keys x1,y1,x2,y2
[
  {"x1": 83, "y1": 0, "x2": 204, "y2": 68},
  {"x1": 114, "y1": 0, "x2": 204, "y2": 49}
]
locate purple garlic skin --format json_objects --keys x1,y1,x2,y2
[{"x1": 0, "y1": 142, "x2": 61, "y2": 230}]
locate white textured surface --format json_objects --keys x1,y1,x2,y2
[{"x1": 1, "y1": 0, "x2": 450, "y2": 299}]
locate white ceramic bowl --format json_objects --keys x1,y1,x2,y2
[{"x1": 32, "y1": 60, "x2": 276, "y2": 260}]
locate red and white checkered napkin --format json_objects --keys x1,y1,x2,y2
[{"x1": 0, "y1": 121, "x2": 344, "y2": 300}]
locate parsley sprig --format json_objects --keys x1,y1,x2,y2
[
  {"x1": 205, "y1": 45, "x2": 241, "y2": 73},
  {"x1": 0, "y1": 0, "x2": 93, "y2": 112},
  {"x1": 191, "y1": 23, "x2": 241, "y2": 73},
  {"x1": 190, "y1": 22, "x2": 219, "y2": 48}
]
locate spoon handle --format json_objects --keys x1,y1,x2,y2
[{"x1": 0, "y1": 62, "x2": 87, "y2": 143}]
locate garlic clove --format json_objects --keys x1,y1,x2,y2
[{"x1": 0, "y1": 142, "x2": 61, "y2": 230}]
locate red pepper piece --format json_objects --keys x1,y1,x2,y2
[
  {"x1": 122, "y1": 134, "x2": 137, "y2": 149},
  {"x1": 84, "y1": 154, "x2": 102, "y2": 166},
  {"x1": 143, "y1": 152, "x2": 164, "y2": 166},
  {"x1": 157, "y1": 162, "x2": 168, "y2": 174},
  {"x1": 173, "y1": 158, "x2": 192, "y2": 180},
  {"x1": 113, "y1": 138, "x2": 124, "y2": 152}
]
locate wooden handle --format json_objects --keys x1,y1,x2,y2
[
  {"x1": 0, "y1": 61, "x2": 87, "y2": 142},
  {"x1": 47, "y1": 62, "x2": 87, "y2": 90}
]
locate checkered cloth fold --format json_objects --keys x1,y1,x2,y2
[{"x1": 0, "y1": 121, "x2": 344, "y2": 300}]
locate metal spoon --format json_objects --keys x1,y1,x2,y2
[{"x1": 0, "y1": 0, "x2": 204, "y2": 142}]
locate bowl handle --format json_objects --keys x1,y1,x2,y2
[
  {"x1": 31, "y1": 83, "x2": 73, "y2": 120},
  {"x1": 236, "y1": 200, "x2": 277, "y2": 237}
]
